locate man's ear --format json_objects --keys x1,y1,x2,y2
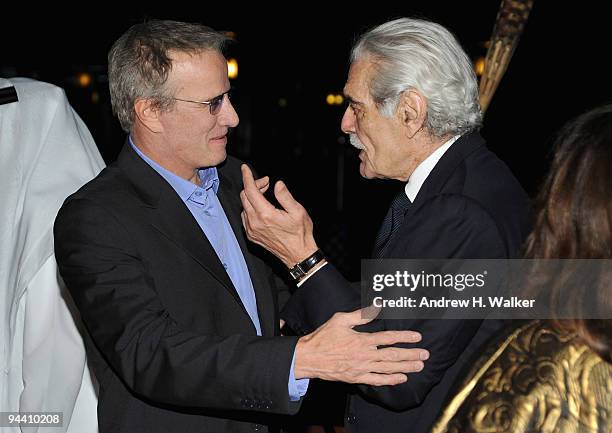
[
  {"x1": 397, "y1": 90, "x2": 427, "y2": 138},
  {"x1": 134, "y1": 98, "x2": 163, "y2": 133}
]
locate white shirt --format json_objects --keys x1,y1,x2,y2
[
  {"x1": 404, "y1": 135, "x2": 460, "y2": 202},
  {"x1": 297, "y1": 135, "x2": 460, "y2": 287}
]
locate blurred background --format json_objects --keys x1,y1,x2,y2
[
  {"x1": 3, "y1": 3, "x2": 611, "y2": 279},
  {"x1": 2, "y1": 3, "x2": 611, "y2": 430}
]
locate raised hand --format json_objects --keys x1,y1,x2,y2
[{"x1": 241, "y1": 164, "x2": 318, "y2": 266}]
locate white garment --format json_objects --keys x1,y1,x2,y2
[{"x1": 0, "y1": 77, "x2": 104, "y2": 433}]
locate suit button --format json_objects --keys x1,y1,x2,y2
[{"x1": 346, "y1": 412, "x2": 357, "y2": 424}]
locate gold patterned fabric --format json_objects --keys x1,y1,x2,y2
[{"x1": 431, "y1": 320, "x2": 612, "y2": 433}]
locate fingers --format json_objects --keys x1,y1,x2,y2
[
  {"x1": 369, "y1": 360, "x2": 425, "y2": 374},
  {"x1": 375, "y1": 346, "x2": 429, "y2": 362},
  {"x1": 332, "y1": 305, "x2": 384, "y2": 328},
  {"x1": 329, "y1": 309, "x2": 425, "y2": 353},
  {"x1": 240, "y1": 163, "x2": 257, "y2": 187},
  {"x1": 273, "y1": 180, "x2": 301, "y2": 213},
  {"x1": 366, "y1": 330, "x2": 423, "y2": 347},
  {"x1": 240, "y1": 190, "x2": 255, "y2": 213},
  {"x1": 241, "y1": 164, "x2": 276, "y2": 212},
  {"x1": 356, "y1": 373, "x2": 408, "y2": 387},
  {"x1": 296, "y1": 317, "x2": 430, "y2": 386},
  {"x1": 333, "y1": 307, "x2": 379, "y2": 327},
  {"x1": 254, "y1": 176, "x2": 270, "y2": 193},
  {"x1": 240, "y1": 209, "x2": 250, "y2": 232},
  {"x1": 362, "y1": 304, "x2": 381, "y2": 321}
]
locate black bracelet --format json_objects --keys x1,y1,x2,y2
[{"x1": 288, "y1": 249, "x2": 325, "y2": 281}]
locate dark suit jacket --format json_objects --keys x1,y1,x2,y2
[
  {"x1": 54, "y1": 144, "x2": 302, "y2": 433},
  {"x1": 281, "y1": 132, "x2": 531, "y2": 433}
]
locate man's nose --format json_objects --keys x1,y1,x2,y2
[
  {"x1": 341, "y1": 106, "x2": 355, "y2": 134},
  {"x1": 219, "y1": 97, "x2": 239, "y2": 127}
]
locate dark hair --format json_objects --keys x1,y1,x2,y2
[{"x1": 525, "y1": 104, "x2": 612, "y2": 362}]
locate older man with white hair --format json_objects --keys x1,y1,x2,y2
[{"x1": 241, "y1": 17, "x2": 531, "y2": 433}]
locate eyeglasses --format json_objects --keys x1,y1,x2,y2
[{"x1": 173, "y1": 89, "x2": 232, "y2": 115}]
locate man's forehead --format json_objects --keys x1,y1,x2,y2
[
  {"x1": 170, "y1": 50, "x2": 223, "y2": 71},
  {"x1": 344, "y1": 59, "x2": 372, "y2": 101},
  {"x1": 167, "y1": 50, "x2": 229, "y2": 93}
]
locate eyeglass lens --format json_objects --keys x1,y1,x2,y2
[{"x1": 210, "y1": 91, "x2": 231, "y2": 115}]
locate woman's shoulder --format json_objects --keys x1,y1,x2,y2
[{"x1": 431, "y1": 320, "x2": 612, "y2": 433}]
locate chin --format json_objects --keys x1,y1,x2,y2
[
  {"x1": 198, "y1": 151, "x2": 227, "y2": 169},
  {"x1": 359, "y1": 161, "x2": 377, "y2": 179},
  {"x1": 211, "y1": 149, "x2": 228, "y2": 166}
]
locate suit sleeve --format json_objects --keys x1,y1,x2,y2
[
  {"x1": 54, "y1": 197, "x2": 302, "y2": 415},
  {"x1": 282, "y1": 195, "x2": 507, "y2": 410},
  {"x1": 267, "y1": 262, "x2": 293, "y2": 313},
  {"x1": 281, "y1": 264, "x2": 360, "y2": 334}
]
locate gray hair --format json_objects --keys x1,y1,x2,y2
[
  {"x1": 351, "y1": 18, "x2": 482, "y2": 137},
  {"x1": 108, "y1": 19, "x2": 229, "y2": 132}
]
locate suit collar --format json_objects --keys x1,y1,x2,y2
[
  {"x1": 116, "y1": 143, "x2": 247, "y2": 321},
  {"x1": 116, "y1": 143, "x2": 275, "y2": 336},
  {"x1": 405, "y1": 134, "x2": 460, "y2": 202},
  {"x1": 379, "y1": 132, "x2": 486, "y2": 257},
  {"x1": 216, "y1": 169, "x2": 276, "y2": 337},
  {"x1": 412, "y1": 131, "x2": 486, "y2": 205},
  {"x1": 116, "y1": 141, "x2": 164, "y2": 207},
  {"x1": 128, "y1": 137, "x2": 220, "y2": 202}
]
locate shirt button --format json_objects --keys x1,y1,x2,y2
[
  {"x1": 204, "y1": 210, "x2": 211, "y2": 216},
  {"x1": 346, "y1": 412, "x2": 357, "y2": 424},
  {"x1": 195, "y1": 191, "x2": 203, "y2": 196},
  {"x1": 223, "y1": 263, "x2": 228, "y2": 270}
]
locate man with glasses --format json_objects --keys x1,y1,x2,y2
[{"x1": 53, "y1": 19, "x2": 427, "y2": 433}]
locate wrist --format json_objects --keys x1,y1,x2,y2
[
  {"x1": 286, "y1": 243, "x2": 319, "y2": 268},
  {"x1": 288, "y1": 249, "x2": 325, "y2": 282},
  {"x1": 293, "y1": 335, "x2": 315, "y2": 380},
  {"x1": 296, "y1": 259, "x2": 327, "y2": 286}
]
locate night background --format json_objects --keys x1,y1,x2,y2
[
  {"x1": 3, "y1": 3, "x2": 612, "y2": 280},
  {"x1": 2, "y1": 2, "x2": 611, "y2": 429}
]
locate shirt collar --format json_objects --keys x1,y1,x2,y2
[
  {"x1": 129, "y1": 136, "x2": 219, "y2": 203},
  {"x1": 404, "y1": 134, "x2": 460, "y2": 202}
]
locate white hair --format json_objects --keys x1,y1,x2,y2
[{"x1": 351, "y1": 17, "x2": 482, "y2": 137}]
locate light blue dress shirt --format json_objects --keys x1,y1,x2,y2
[{"x1": 130, "y1": 138, "x2": 307, "y2": 400}]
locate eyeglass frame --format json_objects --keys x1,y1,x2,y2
[{"x1": 172, "y1": 89, "x2": 232, "y2": 115}]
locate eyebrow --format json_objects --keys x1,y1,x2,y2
[
  {"x1": 344, "y1": 95, "x2": 365, "y2": 106},
  {"x1": 210, "y1": 88, "x2": 231, "y2": 100}
]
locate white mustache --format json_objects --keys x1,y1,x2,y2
[{"x1": 349, "y1": 134, "x2": 365, "y2": 150}]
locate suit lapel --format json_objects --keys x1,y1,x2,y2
[
  {"x1": 217, "y1": 168, "x2": 275, "y2": 337},
  {"x1": 116, "y1": 144, "x2": 244, "y2": 308},
  {"x1": 382, "y1": 133, "x2": 486, "y2": 256},
  {"x1": 413, "y1": 132, "x2": 485, "y2": 207},
  {"x1": 117, "y1": 143, "x2": 275, "y2": 336}
]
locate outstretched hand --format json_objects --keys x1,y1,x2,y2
[
  {"x1": 240, "y1": 164, "x2": 319, "y2": 267},
  {"x1": 294, "y1": 307, "x2": 429, "y2": 386}
]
